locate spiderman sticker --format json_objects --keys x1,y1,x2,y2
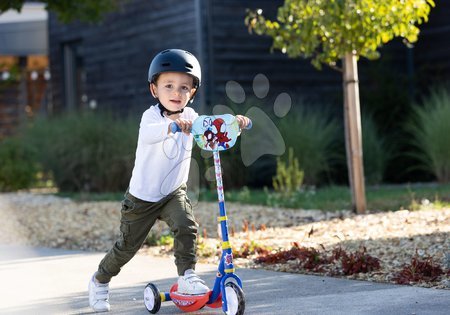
[
  {"x1": 212, "y1": 118, "x2": 232, "y2": 149},
  {"x1": 201, "y1": 117, "x2": 232, "y2": 150},
  {"x1": 191, "y1": 114, "x2": 239, "y2": 151}
]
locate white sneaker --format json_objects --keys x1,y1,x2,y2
[
  {"x1": 177, "y1": 269, "x2": 209, "y2": 295},
  {"x1": 88, "y1": 273, "x2": 110, "y2": 312}
]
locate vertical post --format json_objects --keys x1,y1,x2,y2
[
  {"x1": 63, "y1": 44, "x2": 76, "y2": 110},
  {"x1": 343, "y1": 52, "x2": 366, "y2": 214},
  {"x1": 18, "y1": 56, "x2": 28, "y2": 129},
  {"x1": 204, "y1": 0, "x2": 214, "y2": 107},
  {"x1": 194, "y1": 0, "x2": 206, "y2": 113}
]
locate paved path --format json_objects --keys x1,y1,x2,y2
[{"x1": 0, "y1": 245, "x2": 449, "y2": 315}]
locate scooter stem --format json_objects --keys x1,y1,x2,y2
[{"x1": 213, "y1": 150, "x2": 234, "y2": 273}]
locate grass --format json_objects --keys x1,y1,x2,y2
[
  {"x1": 57, "y1": 182, "x2": 450, "y2": 212},
  {"x1": 207, "y1": 183, "x2": 450, "y2": 211},
  {"x1": 365, "y1": 183, "x2": 450, "y2": 211}
]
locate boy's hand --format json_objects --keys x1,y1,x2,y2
[
  {"x1": 236, "y1": 115, "x2": 251, "y2": 129},
  {"x1": 172, "y1": 118, "x2": 192, "y2": 135}
]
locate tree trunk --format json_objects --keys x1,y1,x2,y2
[{"x1": 343, "y1": 52, "x2": 366, "y2": 214}]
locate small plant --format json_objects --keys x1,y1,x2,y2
[
  {"x1": 145, "y1": 233, "x2": 174, "y2": 247},
  {"x1": 145, "y1": 233, "x2": 159, "y2": 247},
  {"x1": 296, "y1": 245, "x2": 327, "y2": 271},
  {"x1": 157, "y1": 234, "x2": 174, "y2": 246},
  {"x1": 233, "y1": 241, "x2": 271, "y2": 259},
  {"x1": 196, "y1": 237, "x2": 218, "y2": 258},
  {"x1": 338, "y1": 246, "x2": 381, "y2": 275},
  {"x1": 272, "y1": 147, "x2": 304, "y2": 197},
  {"x1": 255, "y1": 242, "x2": 326, "y2": 271},
  {"x1": 406, "y1": 87, "x2": 450, "y2": 183},
  {"x1": 237, "y1": 186, "x2": 251, "y2": 203},
  {"x1": 255, "y1": 243, "x2": 381, "y2": 275},
  {"x1": 393, "y1": 254, "x2": 444, "y2": 285}
]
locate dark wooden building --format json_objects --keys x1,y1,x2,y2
[
  {"x1": 48, "y1": 0, "x2": 450, "y2": 115},
  {"x1": 0, "y1": 3, "x2": 49, "y2": 139},
  {"x1": 47, "y1": 0, "x2": 342, "y2": 114}
]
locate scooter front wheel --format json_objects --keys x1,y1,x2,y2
[
  {"x1": 224, "y1": 282, "x2": 245, "y2": 315},
  {"x1": 144, "y1": 283, "x2": 161, "y2": 314}
]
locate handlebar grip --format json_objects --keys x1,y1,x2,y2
[{"x1": 170, "y1": 122, "x2": 181, "y2": 133}]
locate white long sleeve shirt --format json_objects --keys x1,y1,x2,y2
[{"x1": 128, "y1": 105, "x2": 198, "y2": 202}]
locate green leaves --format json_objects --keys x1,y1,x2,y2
[
  {"x1": 0, "y1": 0, "x2": 126, "y2": 23},
  {"x1": 0, "y1": 0, "x2": 25, "y2": 13},
  {"x1": 245, "y1": 0, "x2": 435, "y2": 69},
  {"x1": 46, "y1": 0, "x2": 124, "y2": 23}
]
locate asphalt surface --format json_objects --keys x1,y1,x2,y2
[{"x1": 0, "y1": 245, "x2": 449, "y2": 315}]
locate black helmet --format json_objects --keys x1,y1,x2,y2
[{"x1": 148, "y1": 49, "x2": 201, "y2": 88}]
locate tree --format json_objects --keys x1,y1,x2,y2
[
  {"x1": 246, "y1": 0, "x2": 435, "y2": 214},
  {"x1": 0, "y1": 0, "x2": 125, "y2": 23}
]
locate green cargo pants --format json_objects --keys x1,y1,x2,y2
[{"x1": 95, "y1": 184, "x2": 198, "y2": 283}]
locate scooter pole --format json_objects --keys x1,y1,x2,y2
[{"x1": 212, "y1": 149, "x2": 245, "y2": 315}]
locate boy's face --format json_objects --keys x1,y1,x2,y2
[{"x1": 150, "y1": 72, "x2": 197, "y2": 113}]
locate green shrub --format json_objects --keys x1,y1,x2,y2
[
  {"x1": 145, "y1": 232, "x2": 174, "y2": 247},
  {"x1": 24, "y1": 111, "x2": 138, "y2": 192},
  {"x1": 272, "y1": 147, "x2": 304, "y2": 196},
  {"x1": 406, "y1": 87, "x2": 450, "y2": 183},
  {"x1": 0, "y1": 136, "x2": 39, "y2": 191},
  {"x1": 361, "y1": 114, "x2": 391, "y2": 185},
  {"x1": 277, "y1": 106, "x2": 341, "y2": 185}
]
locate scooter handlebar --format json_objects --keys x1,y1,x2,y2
[
  {"x1": 170, "y1": 118, "x2": 252, "y2": 134},
  {"x1": 170, "y1": 122, "x2": 182, "y2": 133}
]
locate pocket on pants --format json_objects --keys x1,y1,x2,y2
[
  {"x1": 119, "y1": 221, "x2": 132, "y2": 247},
  {"x1": 184, "y1": 197, "x2": 198, "y2": 227},
  {"x1": 120, "y1": 221, "x2": 130, "y2": 234},
  {"x1": 121, "y1": 197, "x2": 135, "y2": 213}
]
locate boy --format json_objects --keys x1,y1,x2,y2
[{"x1": 88, "y1": 49, "x2": 250, "y2": 312}]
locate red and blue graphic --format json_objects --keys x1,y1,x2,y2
[
  {"x1": 224, "y1": 253, "x2": 233, "y2": 266},
  {"x1": 191, "y1": 114, "x2": 239, "y2": 152}
]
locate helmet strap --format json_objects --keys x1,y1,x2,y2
[{"x1": 158, "y1": 103, "x2": 184, "y2": 117}]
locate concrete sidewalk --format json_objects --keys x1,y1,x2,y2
[{"x1": 0, "y1": 245, "x2": 449, "y2": 315}]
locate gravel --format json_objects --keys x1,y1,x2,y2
[{"x1": 1, "y1": 191, "x2": 449, "y2": 289}]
